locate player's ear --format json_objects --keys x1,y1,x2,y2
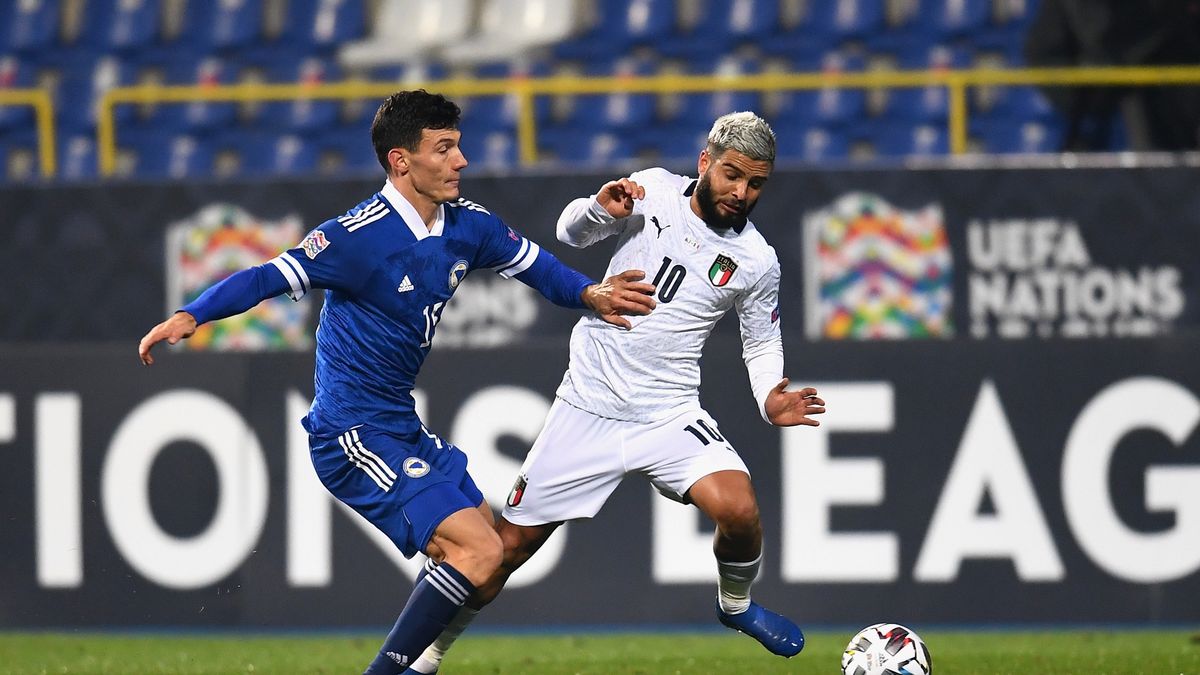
[
  {"x1": 388, "y1": 147, "x2": 408, "y2": 175},
  {"x1": 697, "y1": 148, "x2": 711, "y2": 175}
]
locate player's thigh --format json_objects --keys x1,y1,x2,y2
[
  {"x1": 501, "y1": 399, "x2": 627, "y2": 526},
  {"x1": 630, "y1": 408, "x2": 750, "y2": 505},
  {"x1": 309, "y1": 426, "x2": 479, "y2": 559}
]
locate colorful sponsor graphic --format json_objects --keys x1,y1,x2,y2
[
  {"x1": 804, "y1": 192, "x2": 953, "y2": 340},
  {"x1": 167, "y1": 204, "x2": 312, "y2": 351}
]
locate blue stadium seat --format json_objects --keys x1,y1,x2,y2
[
  {"x1": 775, "y1": 126, "x2": 850, "y2": 162},
  {"x1": 807, "y1": 0, "x2": 886, "y2": 43},
  {"x1": 769, "y1": 51, "x2": 867, "y2": 128},
  {"x1": 974, "y1": 119, "x2": 1062, "y2": 154},
  {"x1": 181, "y1": 0, "x2": 264, "y2": 53},
  {"x1": 555, "y1": 0, "x2": 675, "y2": 60},
  {"x1": 659, "y1": 55, "x2": 761, "y2": 130},
  {"x1": 458, "y1": 129, "x2": 518, "y2": 171},
  {"x1": 279, "y1": 0, "x2": 366, "y2": 54},
  {"x1": 55, "y1": 55, "x2": 138, "y2": 133},
  {"x1": 320, "y1": 126, "x2": 380, "y2": 176},
  {"x1": 0, "y1": 55, "x2": 36, "y2": 131},
  {"x1": 83, "y1": 0, "x2": 161, "y2": 53},
  {"x1": 541, "y1": 128, "x2": 633, "y2": 166},
  {"x1": 237, "y1": 133, "x2": 319, "y2": 177},
  {"x1": 58, "y1": 134, "x2": 98, "y2": 181},
  {"x1": 658, "y1": 0, "x2": 781, "y2": 57},
  {"x1": 638, "y1": 124, "x2": 708, "y2": 162},
  {"x1": 877, "y1": 44, "x2": 971, "y2": 123},
  {"x1": 0, "y1": 130, "x2": 42, "y2": 181},
  {"x1": 974, "y1": 84, "x2": 1056, "y2": 122},
  {"x1": 873, "y1": 123, "x2": 949, "y2": 157},
  {"x1": 126, "y1": 131, "x2": 215, "y2": 179},
  {"x1": 559, "y1": 56, "x2": 656, "y2": 132},
  {"x1": 149, "y1": 56, "x2": 239, "y2": 133},
  {"x1": 458, "y1": 61, "x2": 553, "y2": 134},
  {"x1": 918, "y1": 0, "x2": 990, "y2": 38},
  {"x1": 260, "y1": 57, "x2": 342, "y2": 133},
  {"x1": 2, "y1": 0, "x2": 59, "y2": 53}
]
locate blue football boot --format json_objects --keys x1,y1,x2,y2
[{"x1": 716, "y1": 601, "x2": 805, "y2": 657}]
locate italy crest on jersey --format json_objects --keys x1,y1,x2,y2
[{"x1": 708, "y1": 254, "x2": 738, "y2": 287}]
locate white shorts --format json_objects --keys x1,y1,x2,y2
[{"x1": 502, "y1": 398, "x2": 750, "y2": 526}]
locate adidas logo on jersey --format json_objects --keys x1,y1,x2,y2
[{"x1": 397, "y1": 275, "x2": 414, "y2": 293}]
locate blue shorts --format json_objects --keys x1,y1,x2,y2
[{"x1": 309, "y1": 424, "x2": 484, "y2": 558}]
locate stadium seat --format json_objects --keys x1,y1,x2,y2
[
  {"x1": 807, "y1": 0, "x2": 886, "y2": 43},
  {"x1": 542, "y1": 130, "x2": 633, "y2": 166},
  {"x1": 0, "y1": 130, "x2": 41, "y2": 181},
  {"x1": 638, "y1": 124, "x2": 708, "y2": 162},
  {"x1": 338, "y1": 0, "x2": 471, "y2": 70},
  {"x1": 320, "y1": 125, "x2": 380, "y2": 176},
  {"x1": 769, "y1": 51, "x2": 867, "y2": 128},
  {"x1": 279, "y1": 0, "x2": 366, "y2": 55},
  {"x1": 877, "y1": 44, "x2": 971, "y2": 123},
  {"x1": 554, "y1": 0, "x2": 675, "y2": 60},
  {"x1": 58, "y1": 134, "x2": 98, "y2": 181},
  {"x1": 557, "y1": 56, "x2": 657, "y2": 132},
  {"x1": 0, "y1": 55, "x2": 36, "y2": 131},
  {"x1": 457, "y1": 60, "x2": 553, "y2": 134},
  {"x1": 657, "y1": 0, "x2": 781, "y2": 58},
  {"x1": 149, "y1": 56, "x2": 239, "y2": 133},
  {"x1": 180, "y1": 0, "x2": 264, "y2": 53},
  {"x1": 890, "y1": 0, "x2": 990, "y2": 41},
  {"x1": 125, "y1": 131, "x2": 215, "y2": 179},
  {"x1": 775, "y1": 126, "x2": 851, "y2": 162},
  {"x1": 660, "y1": 54, "x2": 761, "y2": 130},
  {"x1": 224, "y1": 132, "x2": 318, "y2": 177},
  {"x1": 873, "y1": 122, "x2": 949, "y2": 157},
  {"x1": 974, "y1": 119, "x2": 1062, "y2": 154},
  {"x1": 82, "y1": 0, "x2": 161, "y2": 53},
  {"x1": 54, "y1": 55, "x2": 138, "y2": 133},
  {"x1": 458, "y1": 129, "x2": 518, "y2": 171},
  {"x1": 260, "y1": 57, "x2": 342, "y2": 133},
  {"x1": 2, "y1": 0, "x2": 59, "y2": 53},
  {"x1": 438, "y1": 0, "x2": 580, "y2": 66}
]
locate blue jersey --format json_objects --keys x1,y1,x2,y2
[{"x1": 182, "y1": 181, "x2": 592, "y2": 438}]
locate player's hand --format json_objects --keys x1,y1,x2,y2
[
  {"x1": 765, "y1": 380, "x2": 825, "y2": 427},
  {"x1": 138, "y1": 311, "x2": 198, "y2": 365},
  {"x1": 595, "y1": 178, "x2": 644, "y2": 219},
  {"x1": 582, "y1": 269, "x2": 656, "y2": 330}
]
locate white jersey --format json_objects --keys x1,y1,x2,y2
[{"x1": 555, "y1": 167, "x2": 784, "y2": 423}]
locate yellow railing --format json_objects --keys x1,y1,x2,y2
[
  {"x1": 0, "y1": 88, "x2": 56, "y2": 178},
  {"x1": 94, "y1": 65, "x2": 1200, "y2": 177}
]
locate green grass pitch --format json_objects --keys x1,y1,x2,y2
[{"x1": 1, "y1": 629, "x2": 1197, "y2": 674}]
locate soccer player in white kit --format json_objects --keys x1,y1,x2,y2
[{"x1": 407, "y1": 112, "x2": 825, "y2": 672}]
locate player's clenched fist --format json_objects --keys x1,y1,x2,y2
[
  {"x1": 138, "y1": 311, "x2": 198, "y2": 365},
  {"x1": 595, "y1": 178, "x2": 645, "y2": 219}
]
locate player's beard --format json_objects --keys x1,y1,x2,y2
[{"x1": 695, "y1": 172, "x2": 754, "y2": 230}]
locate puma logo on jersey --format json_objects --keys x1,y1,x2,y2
[
  {"x1": 651, "y1": 216, "x2": 670, "y2": 238},
  {"x1": 397, "y1": 275, "x2": 414, "y2": 293}
]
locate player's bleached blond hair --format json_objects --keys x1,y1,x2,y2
[{"x1": 707, "y1": 111, "x2": 776, "y2": 163}]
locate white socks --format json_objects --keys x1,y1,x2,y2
[
  {"x1": 716, "y1": 554, "x2": 761, "y2": 615},
  {"x1": 408, "y1": 605, "x2": 480, "y2": 674}
]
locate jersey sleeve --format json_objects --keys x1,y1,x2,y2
[
  {"x1": 269, "y1": 219, "x2": 372, "y2": 300},
  {"x1": 737, "y1": 257, "x2": 785, "y2": 422},
  {"x1": 475, "y1": 212, "x2": 543, "y2": 279}
]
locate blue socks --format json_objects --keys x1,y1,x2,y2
[{"x1": 363, "y1": 561, "x2": 476, "y2": 675}]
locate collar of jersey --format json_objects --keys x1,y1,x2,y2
[{"x1": 380, "y1": 181, "x2": 446, "y2": 240}]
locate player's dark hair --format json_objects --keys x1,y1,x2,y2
[{"x1": 371, "y1": 89, "x2": 462, "y2": 173}]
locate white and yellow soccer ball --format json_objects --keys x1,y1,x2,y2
[{"x1": 841, "y1": 622, "x2": 932, "y2": 675}]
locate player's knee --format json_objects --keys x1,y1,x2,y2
[
  {"x1": 450, "y1": 530, "x2": 503, "y2": 586},
  {"x1": 714, "y1": 500, "x2": 762, "y2": 539}
]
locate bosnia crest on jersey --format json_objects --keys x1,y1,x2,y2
[{"x1": 708, "y1": 254, "x2": 738, "y2": 287}]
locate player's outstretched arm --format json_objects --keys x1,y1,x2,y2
[
  {"x1": 138, "y1": 311, "x2": 198, "y2": 365},
  {"x1": 764, "y1": 379, "x2": 826, "y2": 427},
  {"x1": 581, "y1": 269, "x2": 657, "y2": 330}
]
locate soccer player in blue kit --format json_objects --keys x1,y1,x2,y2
[{"x1": 137, "y1": 89, "x2": 656, "y2": 674}]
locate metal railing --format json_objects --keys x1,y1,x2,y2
[
  {"x1": 0, "y1": 88, "x2": 57, "y2": 178},
  {"x1": 76, "y1": 64, "x2": 1200, "y2": 177}
]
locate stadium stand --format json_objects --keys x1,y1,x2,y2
[{"x1": 0, "y1": 0, "x2": 1079, "y2": 182}]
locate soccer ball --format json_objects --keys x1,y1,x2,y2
[{"x1": 841, "y1": 623, "x2": 932, "y2": 675}]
